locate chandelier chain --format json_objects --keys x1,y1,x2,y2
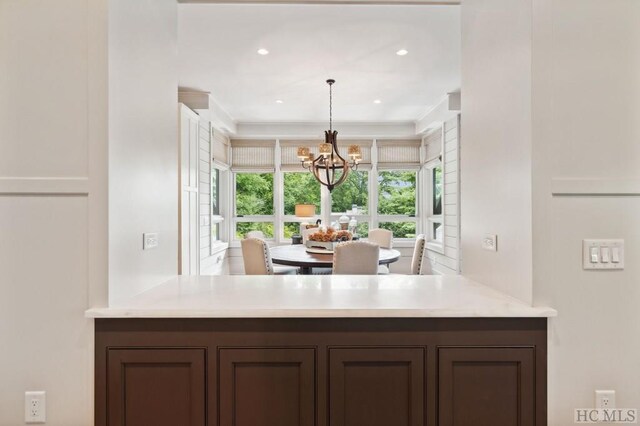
[{"x1": 329, "y1": 82, "x2": 333, "y2": 131}]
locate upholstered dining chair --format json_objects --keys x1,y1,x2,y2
[
  {"x1": 241, "y1": 238, "x2": 297, "y2": 275},
  {"x1": 368, "y1": 228, "x2": 393, "y2": 274},
  {"x1": 410, "y1": 234, "x2": 428, "y2": 275},
  {"x1": 246, "y1": 230, "x2": 266, "y2": 240},
  {"x1": 368, "y1": 228, "x2": 393, "y2": 249},
  {"x1": 332, "y1": 241, "x2": 380, "y2": 275}
]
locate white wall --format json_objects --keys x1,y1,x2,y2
[
  {"x1": 460, "y1": 0, "x2": 534, "y2": 303},
  {"x1": 108, "y1": 0, "x2": 178, "y2": 303},
  {"x1": 0, "y1": 0, "x2": 103, "y2": 424},
  {"x1": 531, "y1": 0, "x2": 640, "y2": 423},
  {"x1": 461, "y1": 0, "x2": 640, "y2": 423},
  {"x1": 1, "y1": 0, "x2": 178, "y2": 422}
]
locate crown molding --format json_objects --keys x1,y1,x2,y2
[
  {"x1": 415, "y1": 92, "x2": 460, "y2": 134},
  {"x1": 234, "y1": 121, "x2": 418, "y2": 138}
]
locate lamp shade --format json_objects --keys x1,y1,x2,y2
[{"x1": 295, "y1": 204, "x2": 316, "y2": 217}]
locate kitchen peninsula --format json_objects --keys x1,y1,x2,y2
[{"x1": 88, "y1": 275, "x2": 555, "y2": 426}]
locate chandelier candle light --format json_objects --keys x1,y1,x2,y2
[{"x1": 297, "y1": 79, "x2": 362, "y2": 192}]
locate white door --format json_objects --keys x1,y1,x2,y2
[{"x1": 179, "y1": 104, "x2": 200, "y2": 275}]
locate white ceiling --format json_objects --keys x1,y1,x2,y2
[{"x1": 178, "y1": 4, "x2": 460, "y2": 123}]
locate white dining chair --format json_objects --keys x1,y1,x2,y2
[
  {"x1": 246, "y1": 230, "x2": 266, "y2": 240},
  {"x1": 332, "y1": 241, "x2": 380, "y2": 275},
  {"x1": 368, "y1": 228, "x2": 393, "y2": 249},
  {"x1": 368, "y1": 228, "x2": 393, "y2": 274},
  {"x1": 241, "y1": 238, "x2": 298, "y2": 275}
]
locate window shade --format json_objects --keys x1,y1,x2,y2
[
  {"x1": 211, "y1": 128, "x2": 230, "y2": 167},
  {"x1": 231, "y1": 139, "x2": 276, "y2": 171},
  {"x1": 377, "y1": 139, "x2": 422, "y2": 170},
  {"x1": 423, "y1": 127, "x2": 443, "y2": 164},
  {"x1": 280, "y1": 140, "x2": 321, "y2": 171}
]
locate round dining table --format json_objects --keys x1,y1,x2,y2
[{"x1": 270, "y1": 244, "x2": 401, "y2": 275}]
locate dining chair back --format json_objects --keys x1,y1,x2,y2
[
  {"x1": 246, "y1": 230, "x2": 266, "y2": 240},
  {"x1": 241, "y1": 238, "x2": 298, "y2": 275},
  {"x1": 368, "y1": 228, "x2": 393, "y2": 249},
  {"x1": 411, "y1": 234, "x2": 428, "y2": 275},
  {"x1": 333, "y1": 241, "x2": 380, "y2": 275},
  {"x1": 241, "y1": 238, "x2": 273, "y2": 275}
]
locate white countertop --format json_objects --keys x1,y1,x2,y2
[{"x1": 85, "y1": 275, "x2": 556, "y2": 318}]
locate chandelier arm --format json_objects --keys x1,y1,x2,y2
[
  {"x1": 324, "y1": 158, "x2": 332, "y2": 188},
  {"x1": 311, "y1": 156, "x2": 325, "y2": 185}
]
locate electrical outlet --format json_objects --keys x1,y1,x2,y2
[
  {"x1": 143, "y1": 233, "x2": 159, "y2": 250},
  {"x1": 482, "y1": 234, "x2": 497, "y2": 251},
  {"x1": 595, "y1": 390, "x2": 616, "y2": 409},
  {"x1": 25, "y1": 391, "x2": 46, "y2": 423}
]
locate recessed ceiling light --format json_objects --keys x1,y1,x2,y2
[
  {"x1": 257, "y1": 48, "x2": 269, "y2": 55},
  {"x1": 373, "y1": 99, "x2": 382, "y2": 104},
  {"x1": 275, "y1": 100, "x2": 283, "y2": 104},
  {"x1": 396, "y1": 49, "x2": 409, "y2": 56}
]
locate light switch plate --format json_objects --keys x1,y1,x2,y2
[
  {"x1": 583, "y1": 239, "x2": 624, "y2": 270},
  {"x1": 143, "y1": 233, "x2": 159, "y2": 250},
  {"x1": 482, "y1": 234, "x2": 497, "y2": 251}
]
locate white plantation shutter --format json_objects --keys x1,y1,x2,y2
[
  {"x1": 377, "y1": 139, "x2": 422, "y2": 170},
  {"x1": 230, "y1": 140, "x2": 276, "y2": 171}
]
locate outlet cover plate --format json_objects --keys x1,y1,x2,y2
[
  {"x1": 25, "y1": 391, "x2": 46, "y2": 423},
  {"x1": 595, "y1": 390, "x2": 616, "y2": 409}
]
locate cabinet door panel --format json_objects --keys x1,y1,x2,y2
[
  {"x1": 438, "y1": 347, "x2": 535, "y2": 426},
  {"x1": 107, "y1": 348, "x2": 206, "y2": 426},
  {"x1": 329, "y1": 347, "x2": 425, "y2": 426},
  {"x1": 219, "y1": 348, "x2": 316, "y2": 426}
]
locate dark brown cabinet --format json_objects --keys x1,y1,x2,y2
[
  {"x1": 106, "y1": 348, "x2": 206, "y2": 426},
  {"x1": 329, "y1": 347, "x2": 425, "y2": 426},
  {"x1": 438, "y1": 347, "x2": 535, "y2": 426},
  {"x1": 96, "y1": 318, "x2": 547, "y2": 426},
  {"x1": 218, "y1": 348, "x2": 316, "y2": 426}
]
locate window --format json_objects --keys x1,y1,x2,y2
[
  {"x1": 329, "y1": 170, "x2": 370, "y2": 238},
  {"x1": 235, "y1": 172, "x2": 274, "y2": 215},
  {"x1": 432, "y1": 166, "x2": 442, "y2": 216},
  {"x1": 236, "y1": 222, "x2": 274, "y2": 239},
  {"x1": 211, "y1": 168, "x2": 222, "y2": 242},
  {"x1": 426, "y1": 163, "x2": 444, "y2": 246},
  {"x1": 282, "y1": 172, "x2": 321, "y2": 238},
  {"x1": 379, "y1": 222, "x2": 417, "y2": 239},
  {"x1": 234, "y1": 172, "x2": 274, "y2": 239},
  {"x1": 331, "y1": 170, "x2": 369, "y2": 214},
  {"x1": 377, "y1": 170, "x2": 418, "y2": 239},
  {"x1": 230, "y1": 141, "x2": 426, "y2": 245}
]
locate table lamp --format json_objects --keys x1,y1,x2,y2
[{"x1": 295, "y1": 204, "x2": 316, "y2": 237}]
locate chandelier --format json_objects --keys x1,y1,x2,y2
[{"x1": 297, "y1": 79, "x2": 362, "y2": 192}]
